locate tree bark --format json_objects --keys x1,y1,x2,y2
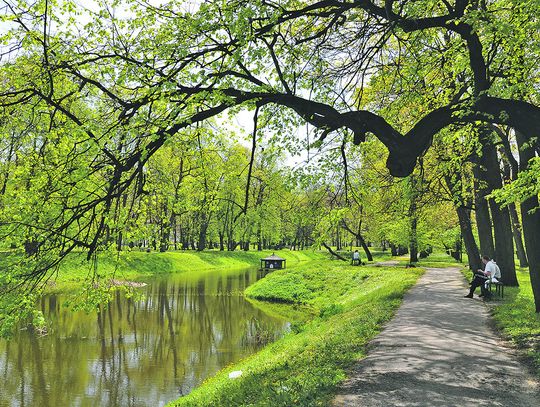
[
  {"x1": 197, "y1": 212, "x2": 209, "y2": 251},
  {"x1": 500, "y1": 153, "x2": 529, "y2": 268},
  {"x1": 444, "y1": 174, "x2": 480, "y2": 271},
  {"x1": 409, "y1": 214, "x2": 418, "y2": 263},
  {"x1": 456, "y1": 206, "x2": 481, "y2": 271},
  {"x1": 477, "y1": 128, "x2": 517, "y2": 285},
  {"x1": 322, "y1": 243, "x2": 347, "y2": 262},
  {"x1": 515, "y1": 131, "x2": 540, "y2": 312},
  {"x1": 508, "y1": 203, "x2": 529, "y2": 268},
  {"x1": 472, "y1": 168, "x2": 495, "y2": 259},
  {"x1": 408, "y1": 176, "x2": 419, "y2": 263}
]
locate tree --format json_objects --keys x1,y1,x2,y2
[{"x1": 2, "y1": 0, "x2": 540, "y2": 311}]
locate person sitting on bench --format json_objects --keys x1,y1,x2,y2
[
  {"x1": 483, "y1": 257, "x2": 501, "y2": 294},
  {"x1": 464, "y1": 256, "x2": 500, "y2": 298}
]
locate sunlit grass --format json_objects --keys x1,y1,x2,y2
[{"x1": 490, "y1": 269, "x2": 540, "y2": 376}]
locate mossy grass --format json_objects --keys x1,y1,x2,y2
[
  {"x1": 485, "y1": 268, "x2": 540, "y2": 377},
  {"x1": 169, "y1": 260, "x2": 424, "y2": 406}
]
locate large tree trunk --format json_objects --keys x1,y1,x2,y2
[
  {"x1": 359, "y1": 237, "x2": 373, "y2": 262},
  {"x1": 515, "y1": 131, "x2": 540, "y2": 312},
  {"x1": 456, "y1": 206, "x2": 481, "y2": 271},
  {"x1": 475, "y1": 129, "x2": 517, "y2": 285},
  {"x1": 408, "y1": 176, "x2": 419, "y2": 263},
  {"x1": 443, "y1": 174, "x2": 480, "y2": 270},
  {"x1": 409, "y1": 214, "x2": 418, "y2": 263},
  {"x1": 520, "y1": 196, "x2": 540, "y2": 312},
  {"x1": 472, "y1": 170, "x2": 495, "y2": 259},
  {"x1": 500, "y1": 156, "x2": 529, "y2": 268},
  {"x1": 488, "y1": 199, "x2": 517, "y2": 285},
  {"x1": 508, "y1": 203, "x2": 529, "y2": 268}
]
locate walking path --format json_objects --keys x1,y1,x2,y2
[{"x1": 333, "y1": 267, "x2": 540, "y2": 407}]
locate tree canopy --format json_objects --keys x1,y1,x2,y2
[{"x1": 1, "y1": 0, "x2": 540, "y2": 327}]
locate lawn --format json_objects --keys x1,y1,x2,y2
[{"x1": 489, "y1": 269, "x2": 540, "y2": 376}]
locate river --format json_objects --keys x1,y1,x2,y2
[{"x1": 0, "y1": 267, "x2": 289, "y2": 406}]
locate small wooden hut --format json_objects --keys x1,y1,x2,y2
[{"x1": 260, "y1": 253, "x2": 286, "y2": 270}]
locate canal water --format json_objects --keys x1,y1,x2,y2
[{"x1": 0, "y1": 268, "x2": 289, "y2": 406}]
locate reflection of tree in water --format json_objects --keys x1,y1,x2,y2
[
  {"x1": 242, "y1": 317, "x2": 280, "y2": 347},
  {"x1": 0, "y1": 268, "x2": 288, "y2": 406}
]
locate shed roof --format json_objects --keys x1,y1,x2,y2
[{"x1": 261, "y1": 253, "x2": 285, "y2": 261}]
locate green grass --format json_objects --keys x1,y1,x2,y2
[
  {"x1": 409, "y1": 251, "x2": 463, "y2": 268},
  {"x1": 169, "y1": 261, "x2": 424, "y2": 406},
  {"x1": 384, "y1": 251, "x2": 462, "y2": 269},
  {"x1": 487, "y1": 269, "x2": 540, "y2": 376},
  {"x1": 334, "y1": 248, "x2": 393, "y2": 264}
]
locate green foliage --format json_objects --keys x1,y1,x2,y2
[
  {"x1": 170, "y1": 262, "x2": 424, "y2": 406},
  {"x1": 1, "y1": 0, "x2": 540, "y2": 340},
  {"x1": 491, "y1": 157, "x2": 540, "y2": 208}
]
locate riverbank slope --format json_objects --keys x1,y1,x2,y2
[{"x1": 170, "y1": 258, "x2": 428, "y2": 406}]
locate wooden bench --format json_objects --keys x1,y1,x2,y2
[{"x1": 486, "y1": 280, "x2": 504, "y2": 298}]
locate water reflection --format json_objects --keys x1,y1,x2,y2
[{"x1": 0, "y1": 268, "x2": 288, "y2": 407}]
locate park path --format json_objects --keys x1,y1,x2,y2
[{"x1": 333, "y1": 266, "x2": 540, "y2": 407}]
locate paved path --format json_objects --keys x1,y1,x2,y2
[{"x1": 333, "y1": 267, "x2": 540, "y2": 407}]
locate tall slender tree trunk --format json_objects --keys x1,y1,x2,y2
[
  {"x1": 478, "y1": 129, "x2": 517, "y2": 285},
  {"x1": 500, "y1": 157, "x2": 529, "y2": 267},
  {"x1": 515, "y1": 131, "x2": 540, "y2": 312},
  {"x1": 409, "y1": 214, "x2": 418, "y2": 263},
  {"x1": 508, "y1": 203, "x2": 528, "y2": 268},
  {"x1": 444, "y1": 174, "x2": 481, "y2": 271},
  {"x1": 175, "y1": 221, "x2": 180, "y2": 251},
  {"x1": 256, "y1": 222, "x2": 262, "y2": 251},
  {"x1": 408, "y1": 176, "x2": 419, "y2": 263},
  {"x1": 218, "y1": 232, "x2": 224, "y2": 251},
  {"x1": 456, "y1": 206, "x2": 481, "y2": 271},
  {"x1": 472, "y1": 172, "x2": 495, "y2": 258},
  {"x1": 198, "y1": 212, "x2": 209, "y2": 251}
]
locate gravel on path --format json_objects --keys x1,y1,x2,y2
[{"x1": 333, "y1": 266, "x2": 540, "y2": 407}]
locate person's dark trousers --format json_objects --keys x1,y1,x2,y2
[{"x1": 468, "y1": 275, "x2": 489, "y2": 296}]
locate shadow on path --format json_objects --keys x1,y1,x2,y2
[{"x1": 333, "y1": 267, "x2": 540, "y2": 407}]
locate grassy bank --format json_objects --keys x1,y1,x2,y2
[
  {"x1": 51, "y1": 249, "x2": 325, "y2": 292},
  {"x1": 169, "y1": 260, "x2": 424, "y2": 406},
  {"x1": 487, "y1": 269, "x2": 540, "y2": 376}
]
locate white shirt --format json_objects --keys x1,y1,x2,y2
[{"x1": 485, "y1": 260, "x2": 501, "y2": 281}]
